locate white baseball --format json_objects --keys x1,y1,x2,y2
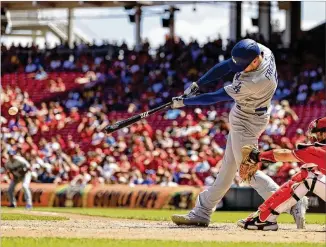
[{"x1": 8, "y1": 106, "x2": 18, "y2": 116}]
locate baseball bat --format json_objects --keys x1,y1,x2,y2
[{"x1": 105, "y1": 101, "x2": 174, "y2": 134}]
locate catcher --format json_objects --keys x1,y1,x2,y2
[{"x1": 238, "y1": 116, "x2": 326, "y2": 230}]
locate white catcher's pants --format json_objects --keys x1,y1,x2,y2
[{"x1": 192, "y1": 106, "x2": 279, "y2": 219}]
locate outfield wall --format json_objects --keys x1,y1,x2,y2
[{"x1": 1, "y1": 183, "x2": 324, "y2": 213}]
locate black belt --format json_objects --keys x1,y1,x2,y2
[
  {"x1": 255, "y1": 106, "x2": 268, "y2": 112},
  {"x1": 236, "y1": 105, "x2": 268, "y2": 114}
]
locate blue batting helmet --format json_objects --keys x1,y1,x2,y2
[{"x1": 227, "y1": 39, "x2": 261, "y2": 72}]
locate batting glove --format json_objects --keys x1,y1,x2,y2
[
  {"x1": 171, "y1": 96, "x2": 185, "y2": 109},
  {"x1": 184, "y1": 82, "x2": 199, "y2": 97}
]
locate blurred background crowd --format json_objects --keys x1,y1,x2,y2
[{"x1": 1, "y1": 34, "x2": 325, "y2": 187}]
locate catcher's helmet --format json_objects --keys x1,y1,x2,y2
[{"x1": 307, "y1": 116, "x2": 326, "y2": 142}]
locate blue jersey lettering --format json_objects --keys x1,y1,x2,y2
[{"x1": 232, "y1": 81, "x2": 242, "y2": 93}]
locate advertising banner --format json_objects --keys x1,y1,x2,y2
[
  {"x1": 1, "y1": 183, "x2": 324, "y2": 213},
  {"x1": 1, "y1": 183, "x2": 57, "y2": 207}
]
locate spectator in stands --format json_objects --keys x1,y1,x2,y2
[
  {"x1": 296, "y1": 84, "x2": 308, "y2": 103},
  {"x1": 37, "y1": 166, "x2": 56, "y2": 183},
  {"x1": 63, "y1": 55, "x2": 75, "y2": 70},
  {"x1": 25, "y1": 58, "x2": 37, "y2": 73},
  {"x1": 160, "y1": 172, "x2": 178, "y2": 187},
  {"x1": 34, "y1": 66, "x2": 48, "y2": 80},
  {"x1": 49, "y1": 78, "x2": 66, "y2": 93},
  {"x1": 50, "y1": 57, "x2": 62, "y2": 71},
  {"x1": 65, "y1": 92, "x2": 83, "y2": 109},
  {"x1": 291, "y1": 128, "x2": 306, "y2": 146}
]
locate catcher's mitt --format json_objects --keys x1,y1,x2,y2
[{"x1": 239, "y1": 145, "x2": 260, "y2": 182}]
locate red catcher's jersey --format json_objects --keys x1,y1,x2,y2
[{"x1": 293, "y1": 143, "x2": 326, "y2": 174}]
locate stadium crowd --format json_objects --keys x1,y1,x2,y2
[
  {"x1": 1, "y1": 34, "x2": 325, "y2": 187},
  {"x1": 2, "y1": 32, "x2": 325, "y2": 107}
]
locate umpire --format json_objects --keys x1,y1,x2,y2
[{"x1": 5, "y1": 150, "x2": 33, "y2": 209}]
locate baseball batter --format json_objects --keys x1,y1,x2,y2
[
  {"x1": 170, "y1": 39, "x2": 307, "y2": 228},
  {"x1": 238, "y1": 117, "x2": 326, "y2": 230},
  {"x1": 5, "y1": 150, "x2": 33, "y2": 209}
]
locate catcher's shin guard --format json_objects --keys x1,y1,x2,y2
[{"x1": 258, "y1": 164, "x2": 326, "y2": 222}]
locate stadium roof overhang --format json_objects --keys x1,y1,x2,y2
[
  {"x1": 2, "y1": 1, "x2": 198, "y2": 10},
  {"x1": 2, "y1": 1, "x2": 152, "y2": 10}
]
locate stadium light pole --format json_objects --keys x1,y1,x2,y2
[
  {"x1": 169, "y1": 6, "x2": 175, "y2": 42},
  {"x1": 135, "y1": 4, "x2": 142, "y2": 51},
  {"x1": 258, "y1": 1, "x2": 271, "y2": 43},
  {"x1": 279, "y1": 2, "x2": 301, "y2": 48},
  {"x1": 229, "y1": 1, "x2": 242, "y2": 42},
  {"x1": 67, "y1": 8, "x2": 74, "y2": 48}
]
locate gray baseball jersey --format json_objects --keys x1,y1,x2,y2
[
  {"x1": 191, "y1": 43, "x2": 281, "y2": 220},
  {"x1": 225, "y1": 44, "x2": 277, "y2": 114},
  {"x1": 6, "y1": 156, "x2": 31, "y2": 179}
]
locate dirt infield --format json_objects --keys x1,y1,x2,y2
[{"x1": 1, "y1": 210, "x2": 325, "y2": 243}]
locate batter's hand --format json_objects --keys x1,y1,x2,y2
[
  {"x1": 184, "y1": 82, "x2": 199, "y2": 97},
  {"x1": 239, "y1": 145, "x2": 260, "y2": 182},
  {"x1": 171, "y1": 96, "x2": 185, "y2": 109}
]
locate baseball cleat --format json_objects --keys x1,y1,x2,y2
[
  {"x1": 290, "y1": 196, "x2": 309, "y2": 229},
  {"x1": 25, "y1": 204, "x2": 33, "y2": 210},
  {"x1": 171, "y1": 212, "x2": 210, "y2": 227},
  {"x1": 237, "y1": 213, "x2": 278, "y2": 231},
  {"x1": 7, "y1": 204, "x2": 16, "y2": 208}
]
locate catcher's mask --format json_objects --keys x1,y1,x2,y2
[{"x1": 306, "y1": 117, "x2": 326, "y2": 143}]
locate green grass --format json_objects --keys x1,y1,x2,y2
[
  {"x1": 2, "y1": 207, "x2": 325, "y2": 224},
  {"x1": 1, "y1": 238, "x2": 324, "y2": 247},
  {"x1": 1, "y1": 213, "x2": 68, "y2": 221}
]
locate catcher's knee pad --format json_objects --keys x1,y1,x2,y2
[{"x1": 258, "y1": 165, "x2": 325, "y2": 222}]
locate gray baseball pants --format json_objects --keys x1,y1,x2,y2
[
  {"x1": 192, "y1": 106, "x2": 280, "y2": 219},
  {"x1": 8, "y1": 172, "x2": 32, "y2": 206}
]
